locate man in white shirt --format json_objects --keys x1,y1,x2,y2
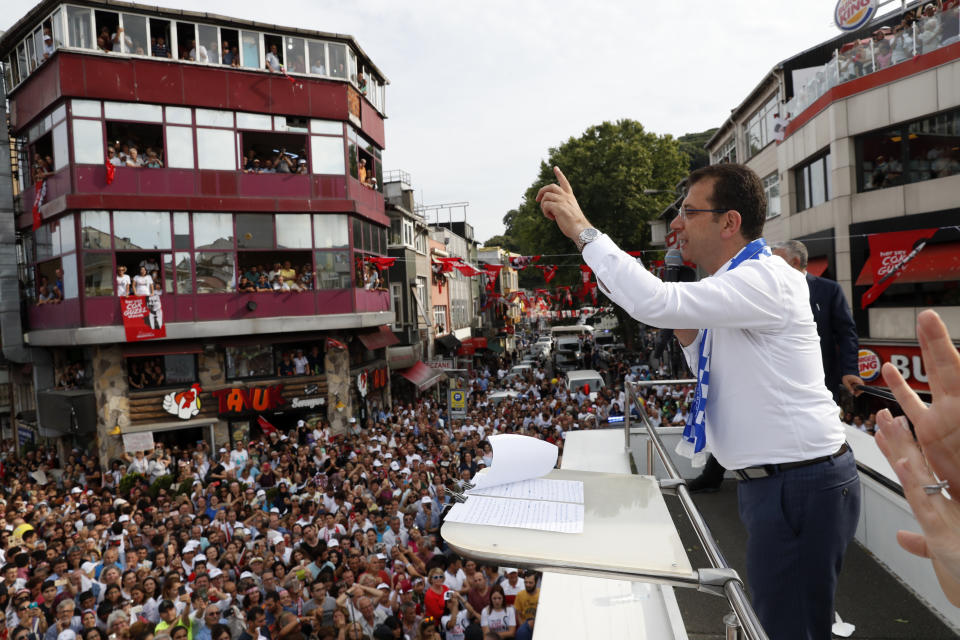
[
  {"x1": 538, "y1": 163, "x2": 859, "y2": 640},
  {"x1": 265, "y1": 44, "x2": 282, "y2": 71}
]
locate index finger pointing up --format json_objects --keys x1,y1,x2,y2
[{"x1": 554, "y1": 166, "x2": 573, "y2": 194}]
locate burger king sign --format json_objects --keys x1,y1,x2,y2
[{"x1": 835, "y1": 0, "x2": 879, "y2": 32}]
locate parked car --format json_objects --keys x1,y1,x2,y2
[{"x1": 565, "y1": 369, "x2": 605, "y2": 401}]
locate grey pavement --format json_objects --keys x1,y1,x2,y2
[{"x1": 668, "y1": 480, "x2": 957, "y2": 639}]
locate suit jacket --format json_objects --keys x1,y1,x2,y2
[{"x1": 806, "y1": 272, "x2": 860, "y2": 395}]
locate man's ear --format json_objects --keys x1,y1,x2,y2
[{"x1": 721, "y1": 210, "x2": 743, "y2": 240}]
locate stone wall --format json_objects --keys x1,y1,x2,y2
[
  {"x1": 197, "y1": 349, "x2": 229, "y2": 447},
  {"x1": 93, "y1": 345, "x2": 129, "y2": 469}
]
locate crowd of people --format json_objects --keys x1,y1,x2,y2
[
  {"x1": 116, "y1": 266, "x2": 163, "y2": 298},
  {"x1": 108, "y1": 144, "x2": 164, "y2": 170},
  {"x1": 242, "y1": 149, "x2": 308, "y2": 176},
  {"x1": 237, "y1": 263, "x2": 315, "y2": 294}
]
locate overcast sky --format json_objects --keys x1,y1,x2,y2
[{"x1": 5, "y1": 1, "x2": 871, "y2": 242}]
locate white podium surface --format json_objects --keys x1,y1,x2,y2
[{"x1": 442, "y1": 468, "x2": 694, "y2": 582}]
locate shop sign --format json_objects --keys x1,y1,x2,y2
[
  {"x1": 17, "y1": 426, "x2": 35, "y2": 447},
  {"x1": 428, "y1": 359, "x2": 455, "y2": 370},
  {"x1": 834, "y1": 0, "x2": 877, "y2": 32},
  {"x1": 290, "y1": 397, "x2": 326, "y2": 409},
  {"x1": 121, "y1": 295, "x2": 167, "y2": 342},
  {"x1": 162, "y1": 383, "x2": 203, "y2": 420},
  {"x1": 211, "y1": 385, "x2": 286, "y2": 414},
  {"x1": 370, "y1": 367, "x2": 388, "y2": 390},
  {"x1": 859, "y1": 343, "x2": 932, "y2": 392},
  {"x1": 449, "y1": 389, "x2": 467, "y2": 419}
]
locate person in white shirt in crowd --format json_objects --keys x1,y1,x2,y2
[
  {"x1": 116, "y1": 265, "x2": 131, "y2": 296},
  {"x1": 537, "y1": 162, "x2": 859, "y2": 639},
  {"x1": 265, "y1": 44, "x2": 282, "y2": 71},
  {"x1": 132, "y1": 266, "x2": 154, "y2": 296}
]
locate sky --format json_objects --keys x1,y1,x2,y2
[{"x1": 3, "y1": 1, "x2": 864, "y2": 242}]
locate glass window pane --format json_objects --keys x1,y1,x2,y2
[
  {"x1": 166, "y1": 106, "x2": 192, "y2": 124},
  {"x1": 164, "y1": 354, "x2": 196, "y2": 384},
  {"x1": 83, "y1": 253, "x2": 114, "y2": 297},
  {"x1": 315, "y1": 251, "x2": 351, "y2": 289},
  {"x1": 59, "y1": 213, "x2": 76, "y2": 254},
  {"x1": 72, "y1": 99, "x2": 101, "y2": 118},
  {"x1": 5, "y1": 55, "x2": 14, "y2": 89},
  {"x1": 193, "y1": 213, "x2": 234, "y2": 249},
  {"x1": 195, "y1": 109, "x2": 233, "y2": 128},
  {"x1": 173, "y1": 212, "x2": 190, "y2": 250},
  {"x1": 810, "y1": 158, "x2": 826, "y2": 207},
  {"x1": 196, "y1": 128, "x2": 235, "y2": 170},
  {"x1": 175, "y1": 251, "x2": 192, "y2": 294},
  {"x1": 311, "y1": 135, "x2": 345, "y2": 174},
  {"x1": 17, "y1": 44, "x2": 29, "y2": 81},
  {"x1": 163, "y1": 253, "x2": 174, "y2": 294},
  {"x1": 275, "y1": 214, "x2": 311, "y2": 249},
  {"x1": 81, "y1": 211, "x2": 111, "y2": 249},
  {"x1": 53, "y1": 122, "x2": 69, "y2": 171},
  {"x1": 72, "y1": 119, "x2": 104, "y2": 164},
  {"x1": 284, "y1": 37, "x2": 305, "y2": 73},
  {"x1": 311, "y1": 119, "x2": 341, "y2": 135},
  {"x1": 51, "y1": 9, "x2": 65, "y2": 52},
  {"x1": 35, "y1": 225, "x2": 54, "y2": 261},
  {"x1": 236, "y1": 214, "x2": 274, "y2": 248},
  {"x1": 113, "y1": 212, "x2": 171, "y2": 249},
  {"x1": 240, "y1": 31, "x2": 260, "y2": 69},
  {"x1": 120, "y1": 14, "x2": 147, "y2": 55},
  {"x1": 195, "y1": 252, "x2": 234, "y2": 293},
  {"x1": 165, "y1": 125, "x2": 194, "y2": 169},
  {"x1": 236, "y1": 112, "x2": 272, "y2": 131},
  {"x1": 352, "y1": 218, "x2": 362, "y2": 248},
  {"x1": 197, "y1": 25, "x2": 219, "y2": 64},
  {"x1": 226, "y1": 345, "x2": 274, "y2": 379},
  {"x1": 347, "y1": 48, "x2": 357, "y2": 84},
  {"x1": 104, "y1": 101, "x2": 163, "y2": 122},
  {"x1": 26, "y1": 33, "x2": 37, "y2": 73},
  {"x1": 328, "y1": 43, "x2": 347, "y2": 78},
  {"x1": 61, "y1": 253, "x2": 78, "y2": 299},
  {"x1": 308, "y1": 41, "x2": 326, "y2": 75},
  {"x1": 313, "y1": 214, "x2": 348, "y2": 248}
]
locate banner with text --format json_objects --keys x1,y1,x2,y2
[{"x1": 121, "y1": 295, "x2": 167, "y2": 341}]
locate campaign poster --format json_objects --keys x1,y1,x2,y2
[{"x1": 121, "y1": 295, "x2": 166, "y2": 341}]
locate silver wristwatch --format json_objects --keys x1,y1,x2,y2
[{"x1": 575, "y1": 228, "x2": 600, "y2": 252}]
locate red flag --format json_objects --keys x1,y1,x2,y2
[
  {"x1": 257, "y1": 415, "x2": 278, "y2": 435},
  {"x1": 537, "y1": 265, "x2": 558, "y2": 283},
  {"x1": 105, "y1": 160, "x2": 116, "y2": 185},
  {"x1": 860, "y1": 228, "x2": 938, "y2": 309},
  {"x1": 454, "y1": 263, "x2": 484, "y2": 277},
  {"x1": 483, "y1": 264, "x2": 504, "y2": 274},
  {"x1": 326, "y1": 337, "x2": 347, "y2": 350},
  {"x1": 32, "y1": 179, "x2": 47, "y2": 231},
  {"x1": 366, "y1": 256, "x2": 396, "y2": 269}
]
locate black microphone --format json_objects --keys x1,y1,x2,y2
[
  {"x1": 663, "y1": 248, "x2": 684, "y2": 283},
  {"x1": 654, "y1": 249, "x2": 696, "y2": 362}
]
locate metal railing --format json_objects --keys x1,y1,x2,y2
[{"x1": 625, "y1": 378, "x2": 769, "y2": 640}]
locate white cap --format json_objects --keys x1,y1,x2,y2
[
  {"x1": 297, "y1": 420, "x2": 306, "y2": 427},
  {"x1": 327, "y1": 538, "x2": 339, "y2": 547},
  {"x1": 118, "y1": 514, "x2": 130, "y2": 523},
  {"x1": 348, "y1": 417, "x2": 357, "y2": 423},
  {"x1": 503, "y1": 567, "x2": 518, "y2": 574},
  {"x1": 208, "y1": 567, "x2": 223, "y2": 579},
  {"x1": 71, "y1": 487, "x2": 82, "y2": 494},
  {"x1": 389, "y1": 461, "x2": 400, "y2": 471},
  {"x1": 372, "y1": 460, "x2": 382, "y2": 467},
  {"x1": 219, "y1": 448, "x2": 227, "y2": 453},
  {"x1": 376, "y1": 582, "x2": 390, "y2": 590},
  {"x1": 420, "y1": 496, "x2": 432, "y2": 504},
  {"x1": 240, "y1": 571, "x2": 255, "y2": 580}
]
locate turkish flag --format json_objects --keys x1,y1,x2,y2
[
  {"x1": 105, "y1": 160, "x2": 116, "y2": 185},
  {"x1": 257, "y1": 415, "x2": 278, "y2": 435},
  {"x1": 860, "y1": 228, "x2": 938, "y2": 308}
]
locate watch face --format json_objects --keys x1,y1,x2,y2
[{"x1": 580, "y1": 229, "x2": 599, "y2": 244}]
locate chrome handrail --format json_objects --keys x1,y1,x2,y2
[{"x1": 627, "y1": 378, "x2": 769, "y2": 640}]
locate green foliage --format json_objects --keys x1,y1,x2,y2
[
  {"x1": 177, "y1": 478, "x2": 195, "y2": 495},
  {"x1": 118, "y1": 472, "x2": 146, "y2": 496},
  {"x1": 506, "y1": 119, "x2": 689, "y2": 289},
  {"x1": 481, "y1": 233, "x2": 518, "y2": 251},
  {"x1": 149, "y1": 474, "x2": 176, "y2": 499},
  {"x1": 677, "y1": 128, "x2": 718, "y2": 172}
]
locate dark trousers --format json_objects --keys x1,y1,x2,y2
[{"x1": 736, "y1": 449, "x2": 860, "y2": 640}]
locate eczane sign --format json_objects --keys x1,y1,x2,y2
[{"x1": 835, "y1": 0, "x2": 878, "y2": 31}]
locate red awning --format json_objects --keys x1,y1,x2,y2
[
  {"x1": 357, "y1": 325, "x2": 400, "y2": 351},
  {"x1": 397, "y1": 361, "x2": 447, "y2": 391},
  {"x1": 855, "y1": 242, "x2": 960, "y2": 286},
  {"x1": 807, "y1": 256, "x2": 828, "y2": 277}
]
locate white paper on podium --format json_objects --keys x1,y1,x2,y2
[
  {"x1": 468, "y1": 434, "x2": 558, "y2": 491},
  {"x1": 444, "y1": 495, "x2": 584, "y2": 534},
  {"x1": 467, "y1": 478, "x2": 584, "y2": 504}
]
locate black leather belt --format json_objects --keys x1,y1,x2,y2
[{"x1": 735, "y1": 442, "x2": 850, "y2": 481}]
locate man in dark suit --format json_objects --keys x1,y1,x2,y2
[{"x1": 687, "y1": 240, "x2": 863, "y2": 492}]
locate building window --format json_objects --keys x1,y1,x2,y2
[
  {"x1": 391, "y1": 282, "x2": 403, "y2": 328},
  {"x1": 745, "y1": 95, "x2": 780, "y2": 159},
  {"x1": 126, "y1": 354, "x2": 197, "y2": 390},
  {"x1": 714, "y1": 136, "x2": 737, "y2": 164},
  {"x1": 763, "y1": 173, "x2": 780, "y2": 219},
  {"x1": 857, "y1": 110, "x2": 960, "y2": 192},
  {"x1": 433, "y1": 305, "x2": 447, "y2": 333},
  {"x1": 414, "y1": 229, "x2": 426, "y2": 254},
  {"x1": 795, "y1": 151, "x2": 831, "y2": 212},
  {"x1": 225, "y1": 344, "x2": 275, "y2": 379},
  {"x1": 346, "y1": 125, "x2": 382, "y2": 190}
]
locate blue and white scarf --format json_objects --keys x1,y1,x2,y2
[{"x1": 676, "y1": 238, "x2": 771, "y2": 467}]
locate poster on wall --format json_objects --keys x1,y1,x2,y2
[{"x1": 121, "y1": 295, "x2": 167, "y2": 341}]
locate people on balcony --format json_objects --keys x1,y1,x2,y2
[
  {"x1": 152, "y1": 35, "x2": 170, "y2": 58},
  {"x1": 238, "y1": 276, "x2": 256, "y2": 292},
  {"x1": 133, "y1": 266, "x2": 154, "y2": 296},
  {"x1": 266, "y1": 43, "x2": 282, "y2": 72},
  {"x1": 116, "y1": 265, "x2": 131, "y2": 297}
]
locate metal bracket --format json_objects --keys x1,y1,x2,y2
[
  {"x1": 659, "y1": 477, "x2": 686, "y2": 495},
  {"x1": 697, "y1": 567, "x2": 743, "y2": 598}
]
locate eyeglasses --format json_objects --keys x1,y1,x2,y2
[
  {"x1": 678, "y1": 206, "x2": 729, "y2": 222},
  {"x1": 429, "y1": 575, "x2": 444, "y2": 580}
]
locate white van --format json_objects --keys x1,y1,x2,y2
[
  {"x1": 566, "y1": 369, "x2": 605, "y2": 400},
  {"x1": 550, "y1": 325, "x2": 594, "y2": 338}
]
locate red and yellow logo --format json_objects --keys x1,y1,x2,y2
[
  {"x1": 835, "y1": 0, "x2": 878, "y2": 32},
  {"x1": 858, "y1": 348, "x2": 882, "y2": 382}
]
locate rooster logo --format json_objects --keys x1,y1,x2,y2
[{"x1": 163, "y1": 383, "x2": 203, "y2": 420}]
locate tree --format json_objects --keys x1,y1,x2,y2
[
  {"x1": 677, "y1": 128, "x2": 718, "y2": 172},
  {"x1": 505, "y1": 120, "x2": 689, "y2": 345}
]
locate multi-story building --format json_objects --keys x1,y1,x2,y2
[
  {"x1": 0, "y1": 0, "x2": 396, "y2": 463},
  {"x1": 477, "y1": 245, "x2": 520, "y2": 354},
  {"x1": 428, "y1": 221, "x2": 478, "y2": 341},
  {"x1": 698, "y1": 1, "x2": 960, "y2": 398}
]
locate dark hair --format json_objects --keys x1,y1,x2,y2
[{"x1": 687, "y1": 163, "x2": 766, "y2": 241}]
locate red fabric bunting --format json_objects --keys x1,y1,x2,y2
[
  {"x1": 365, "y1": 256, "x2": 397, "y2": 269},
  {"x1": 455, "y1": 263, "x2": 484, "y2": 277},
  {"x1": 32, "y1": 179, "x2": 46, "y2": 231},
  {"x1": 537, "y1": 265, "x2": 558, "y2": 283},
  {"x1": 105, "y1": 161, "x2": 116, "y2": 185}
]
